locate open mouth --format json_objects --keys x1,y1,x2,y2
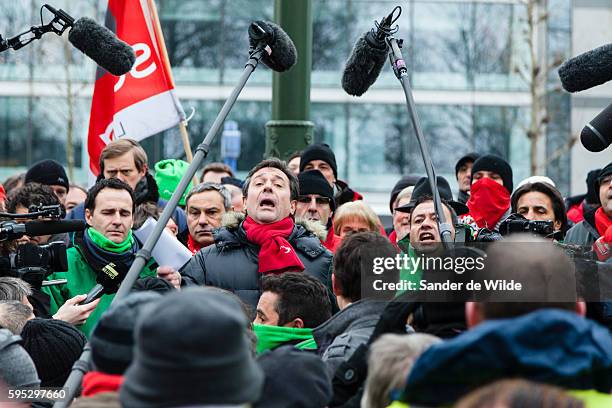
[
  {"x1": 259, "y1": 198, "x2": 276, "y2": 209},
  {"x1": 419, "y1": 232, "x2": 435, "y2": 242}
]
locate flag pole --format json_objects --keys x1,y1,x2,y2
[{"x1": 149, "y1": 0, "x2": 198, "y2": 184}]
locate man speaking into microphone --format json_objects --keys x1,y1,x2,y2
[{"x1": 43, "y1": 179, "x2": 159, "y2": 336}]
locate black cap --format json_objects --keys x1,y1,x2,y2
[
  {"x1": 389, "y1": 174, "x2": 422, "y2": 214},
  {"x1": 298, "y1": 170, "x2": 335, "y2": 211},
  {"x1": 471, "y1": 154, "x2": 513, "y2": 193},
  {"x1": 25, "y1": 159, "x2": 69, "y2": 191},
  {"x1": 455, "y1": 152, "x2": 480, "y2": 176},
  {"x1": 221, "y1": 176, "x2": 244, "y2": 189},
  {"x1": 598, "y1": 162, "x2": 612, "y2": 188},
  {"x1": 299, "y1": 143, "x2": 338, "y2": 179},
  {"x1": 396, "y1": 176, "x2": 469, "y2": 216}
]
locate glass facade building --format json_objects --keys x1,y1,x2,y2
[{"x1": 0, "y1": 0, "x2": 572, "y2": 205}]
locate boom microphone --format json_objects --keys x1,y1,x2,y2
[
  {"x1": 0, "y1": 220, "x2": 86, "y2": 241},
  {"x1": 341, "y1": 10, "x2": 397, "y2": 96},
  {"x1": 68, "y1": 17, "x2": 136, "y2": 76},
  {"x1": 81, "y1": 261, "x2": 128, "y2": 305},
  {"x1": 248, "y1": 21, "x2": 297, "y2": 72},
  {"x1": 581, "y1": 102, "x2": 612, "y2": 152},
  {"x1": 558, "y1": 43, "x2": 612, "y2": 93}
]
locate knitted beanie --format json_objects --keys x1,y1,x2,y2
[
  {"x1": 20, "y1": 318, "x2": 86, "y2": 387},
  {"x1": 455, "y1": 152, "x2": 480, "y2": 176},
  {"x1": 389, "y1": 174, "x2": 421, "y2": 213},
  {"x1": 25, "y1": 159, "x2": 69, "y2": 190},
  {"x1": 0, "y1": 328, "x2": 40, "y2": 388},
  {"x1": 154, "y1": 159, "x2": 193, "y2": 206},
  {"x1": 471, "y1": 154, "x2": 514, "y2": 193},
  {"x1": 299, "y1": 143, "x2": 338, "y2": 179},
  {"x1": 298, "y1": 170, "x2": 336, "y2": 211}
]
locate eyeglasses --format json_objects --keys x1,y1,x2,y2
[{"x1": 296, "y1": 196, "x2": 331, "y2": 205}]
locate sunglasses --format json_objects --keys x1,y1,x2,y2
[{"x1": 296, "y1": 196, "x2": 331, "y2": 205}]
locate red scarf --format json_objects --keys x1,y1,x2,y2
[
  {"x1": 82, "y1": 371, "x2": 123, "y2": 397},
  {"x1": 243, "y1": 216, "x2": 305, "y2": 274},
  {"x1": 324, "y1": 227, "x2": 342, "y2": 253},
  {"x1": 187, "y1": 234, "x2": 203, "y2": 255},
  {"x1": 595, "y1": 207, "x2": 612, "y2": 238},
  {"x1": 466, "y1": 178, "x2": 510, "y2": 229}
]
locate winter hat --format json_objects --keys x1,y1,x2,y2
[
  {"x1": 131, "y1": 276, "x2": 176, "y2": 294},
  {"x1": 221, "y1": 176, "x2": 244, "y2": 189},
  {"x1": 396, "y1": 176, "x2": 469, "y2": 216},
  {"x1": 516, "y1": 175, "x2": 556, "y2": 190},
  {"x1": 20, "y1": 318, "x2": 86, "y2": 387},
  {"x1": 298, "y1": 170, "x2": 336, "y2": 211},
  {"x1": 586, "y1": 169, "x2": 602, "y2": 204},
  {"x1": 120, "y1": 287, "x2": 264, "y2": 408},
  {"x1": 254, "y1": 345, "x2": 332, "y2": 408},
  {"x1": 299, "y1": 143, "x2": 338, "y2": 179},
  {"x1": 0, "y1": 328, "x2": 40, "y2": 388},
  {"x1": 25, "y1": 159, "x2": 69, "y2": 191},
  {"x1": 90, "y1": 291, "x2": 162, "y2": 375},
  {"x1": 598, "y1": 161, "x2": 612, "y2": 188},
  {"x1": 471, "y1": 154, "x2": 514, "y2": 193},
  {"x1": 154, "y1": 159, "x2": 192, "y2": 206},
  {"x1": 389, "y1": 174, "x2": 422, "y2": 214},
  {"x1": 455, "y1": 152, "x2": 480, "y2": 176}
]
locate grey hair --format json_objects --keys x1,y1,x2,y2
[
  {"x1": 185, "y1": 182, "x2": 232, "y2": 211},
  {"x1": 0, "y1": 277, "x2": 32, "y2": 301},
  {"x1": 0, "y1": 300, "x2": 33, "y2": 334},
  {"x1": 362, "y1": 333, "x2": 441, "y2": 408}
]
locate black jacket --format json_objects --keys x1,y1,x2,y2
[
  {"x1": 565, "y1": 207, "x2": 600, "y2": 247},
  {"x1": 179, "y1": 212, "x2": 334, "y2": 308}
]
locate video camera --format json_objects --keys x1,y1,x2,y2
[
  {"x1": 498, "y1": 213, "x2": 555, "y2": 238},
  {"x1": 0, "y1": 242, "x2": 68, "y2": 288}
]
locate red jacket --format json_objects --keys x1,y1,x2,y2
[{"x1": 323, "y1": 227, "x2": 342, "y2": 253}]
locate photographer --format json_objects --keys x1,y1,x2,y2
[{"x1": 510, "y1": 181, "x2": 568, "y2": 240}]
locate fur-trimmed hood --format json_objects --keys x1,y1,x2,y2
[{"x1": 221, "y1": 211, "x2": 328, "y2": 242}]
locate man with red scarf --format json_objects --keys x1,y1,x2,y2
[
  {"x1": 179, "y1": 159, "x2": 333, "y2": 308},
  {"x1": 566, "y1": 162, "x2": 612, "y2": 261},
  {"x1": 460, "y1": 154, "x2": 513, "y2": 232}
]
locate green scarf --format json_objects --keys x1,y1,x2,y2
[
  {"x1": 86, "y1": 228, "x2": 135, "y2": 253},
  {"x1": 397, "y1": 238, "x2": 423, "y2": 296},
  {"x1": 253, "y1": 324, "x2": 316, "y2": 354}
]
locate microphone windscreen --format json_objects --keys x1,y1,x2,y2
[
  {"x1": 24, "y1": 220, "x2": 86, "y2": 237},
  {"x1": 249, "y1": 21, "x2": 297, "y2": 72},
  {"x1": 68, "y1": 17, "x2": 136, "y2": 76},
  {"x1": 580, "y1": 103, "x2": 612, "y2": 152},
  {"x1": 558, "y1": 43, "x2": 612, "y2": 93},
  {"x1": 341, "y1": 34, "x2": 388, "y2": 97}
]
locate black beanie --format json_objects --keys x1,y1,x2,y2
[
  {"x1": 597, "y1": 161, "x2": 612, "y2": 188},
  {"x1": 471, "y1": 154, "x2": 513, "y2": 193},
  {"x1": 298, "y1": 170, "x2": 336, "y2": 211},
  {"x1": 389, "y1": 174, "x2": 421, "y2": 214},
  {"x1": 25, "y1": 159, "x2": 69, "y2": 191},
  {"x1": 455, "y1": 152, "x2": 480, "y2": 176},
  {"x1": 20, "y1": 318, "x2": 86, "y2": 387},
  {"x1": 299, "y1": 143, "x2": 338, "y2": 179},
  {"x1": 90, "y1": 291, "x2": 161, "y2": 375},
  {"x1": 586, "y1": 169, "x2": 602, "y2": 204}
]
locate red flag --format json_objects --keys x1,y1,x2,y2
[{"x1": 87, "y1": 0, "x2": 183, "y2": 182}]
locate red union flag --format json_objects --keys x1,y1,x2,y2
[{"x1": 87, "y1": 0, "x2": 184, "y2": 180}]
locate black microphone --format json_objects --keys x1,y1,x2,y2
[
  {"x1": 341, "y1": 11, "x2": 396, "y2": 97},
  {"x1": 248, "y1": 21, "x2": 297, "y2": 72},
  {"x1": 581, "y1": 102, "x2": 612, "y2": 152},
  {"x1": 558, "y1": 43, "x2": 612, "y2": 93},
  {"x1": 68, "y1": 17, "x2": 136, "y2": 76},
  {"x1": 81, "y1": 261, "x2": 128, "y2": 305},
  {"x1": 0, "y1": 220, "x2": 86, "y2": 241}
]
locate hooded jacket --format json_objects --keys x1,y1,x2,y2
[
  {"x1": 179, "y1": 212, "x2": 334, "y2": 308},
  {"x1": 313, "y1": 299, "x2": 387, "y2": 377},
  {"x1": 401, "y1": 309, "x2": 612, "y2": 406},
  {"x1": 565, "y1": 207, "x2": 601, "y2": 247}
]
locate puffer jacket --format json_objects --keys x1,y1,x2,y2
[
  {"x1": 565, "y1": 207, "x2": 600, "y2": 247},
  {"x1": 179, "y1": 212, "x2": 334, "y2": 308}
]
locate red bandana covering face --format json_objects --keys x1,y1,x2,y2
[
  {"x1": 187, "y1": 234, "x2": 203, "y2": 255},
  {"x1": 595, "y1": 207, "x2": 612, "y2": 237},
  {"x1": 243, "y1": 215, "x2": 305, "y2": 274},
  {"x1": 466, "y1": 177, "x2": 510, "y2": 229}
]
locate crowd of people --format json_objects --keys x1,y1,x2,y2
[{"x1": 0, "y1": 137, "x2": 611, "y2": 407}]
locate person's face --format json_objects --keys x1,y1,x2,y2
[
  {"x1": 224, "y1": 184, "x2": 244, "y2": 212},
  {"x1": 457, "y1": 161, "x2": 474, "y2": 192},
  {"x1": 103, "y1": 152, "x2": 146, "y2": 190},
  {"x1": 303, "y1": 160, "x2": 335, "y2": 186},
  {"x1": 472, "y1": 170, "x2": 504, "y2": 186},
  {"x1": 295, "y1": 194, "x2": 332, "y2": 225},
  {"x1": 338, "y1": 217, "x2": 372, "y2": 238},
  {"x1": 202, "y1": 171, "x2": 232, "y2": 184},
  {"x1": 85, "y1": 188, "x2": 134, "y2": 243},
  {"x1": 165, "y1": 218, "x2": 178, "y2": 236},
  {"x1": 393, "y1": 196, "x2": 412, "y2": 241},
  {"x1": 409, "y1": 201, "x2": 455, "y2": 253},
  {"x1": 287, "y1": 157, "x2": 300, "y2": 177},
  {"x1": 65, "y1": 188, "x2": 87, "y2": 212},
  {"x1": 186, "y1": 190, "x2": 226, "y2": 247},
  {"x1": 254, "y1": 291, "x2": 280, "y2": 326},
  {"x1": 600, "y1": 173, "x2": 612, "y2": 217},
  {"x1": 516, "y1": 191, "x2": 561, "y2": 231},
  {"x1": 245, "y1": 167, "x2": 295, "y2": 224},
  {"x1": 15, "y1": 205, "x2": 51, "y2": 245},
  {"x1": 50, "y1": 185, "x2": 68, "y2": 206}
]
